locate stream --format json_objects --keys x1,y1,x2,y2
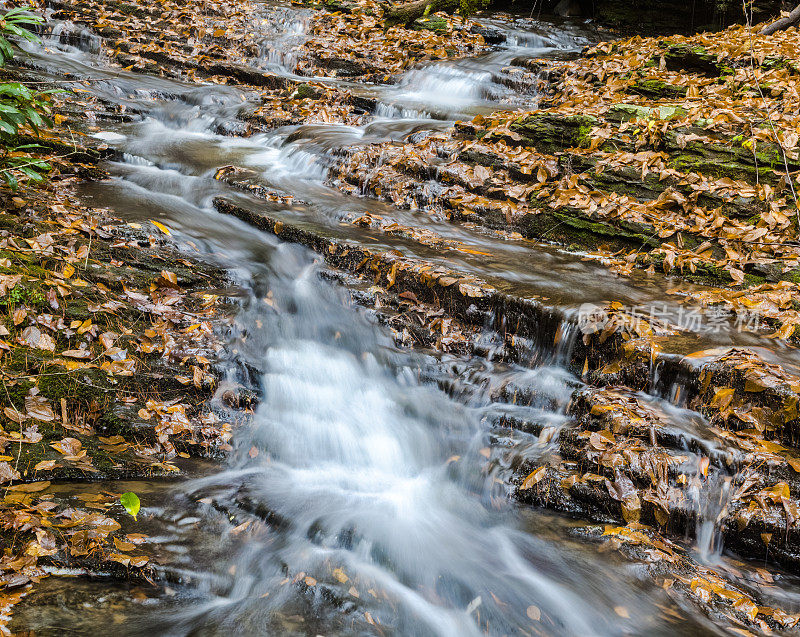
[{"x1": 10, "y1": 2, "x2": 800, "y2": 635}]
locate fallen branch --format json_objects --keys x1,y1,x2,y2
[
  {"x1": 760, "y1": 2, "x2": 800, "y2": 35},
  {"x1": 383, "y1": 0, "x2": 459, "y2": 28}
]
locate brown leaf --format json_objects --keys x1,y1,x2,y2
[
  {"x1": 4, "y1": 406, "x2": 26, "y2": 423},
  {"x1": 33, "y1": 460, "x2": 57, "y2": 472},
  {"x1": 61, "y1": 349, "x2": 92, "y2": 359},
  {"x1": 7, "y1": 481, "x2": 50, "y2": 492},
  {"x1": 12, "y1": 308, "x2": 27, "y2": 326},
  {"x1": 159, "y1": 270, "x2": 178, "y2": 287},
  {"x1": 25, "y1": 395, "x2": 54, "y2": 422},
  {"x1": 129, "y1": 555, "x2": 149, "y2": 567},
  {"x1": 0, "y1": 462, "x2": 21, "y2": 483},
  {"x1": 520, "y1": 466, "x2": 547, "y2": 490},
  {"x1": 51, "y1": 437, "x2": 82, "y2": 456},
  {"x1": 113, "y1": 537, "x2": 136, "y2": 552}
]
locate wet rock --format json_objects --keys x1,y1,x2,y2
[
  {"x1": 662, "y1": 43, "x2": 727, "y2": 75},
  {"x1": 309, "y1": 54, "x2": 376, "y2": 77},
  {"x1": 469, "y1": 23, "x2": 506, "y2": 44},
  {"x1": 509, "y1": 113, "x2": 597, "y2": 152},
  {"x1": 202, "y1": 63, "x2": 288, "y2": 89}
]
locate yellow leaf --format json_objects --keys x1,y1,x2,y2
[
  {"x1": 77, "y1": 319, "x2": 93, "y2": 335},
  {"x1": 150, "y1": 220, "x2": 171, "y2": 236}
]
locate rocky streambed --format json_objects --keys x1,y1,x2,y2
[{"x1": 4, "y1": 0, "x2": 800, "y2": 634}]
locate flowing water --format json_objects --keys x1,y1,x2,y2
[{"x1": 11, "y1": 3, "x2": 800, "y2": 635}]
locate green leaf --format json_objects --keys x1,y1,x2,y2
[
  {"x1": 1, "y1": 171, "x2": 18, "y2": 190},
  {"x1": 120, "y1": 492, "x2": 141, "y2": 521},
  {"x1": 19, "y1": 167, "x2": 44, "y2": 182}
]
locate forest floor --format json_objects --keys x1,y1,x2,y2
[{"x1": 3, "y1": 0, "x2": 800, "y2": 632}]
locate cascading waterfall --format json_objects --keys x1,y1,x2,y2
[
  {"x1": 11, "y1": 4, "x2": 769, "y2": 634},
  {"x1": 143, "y1": 236, "x2": 673, "y2": 637}
]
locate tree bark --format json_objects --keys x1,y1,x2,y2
[
  {"x1": 383, "y1": 0, "x2": 460, "y2": 28},
  {"x1": 760, "y1": 2, "x2": 800, "y2": 35}
]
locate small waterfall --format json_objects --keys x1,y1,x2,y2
[
  {"x1": 688, "y1": 467, "x2": 732, "y2": 563},
  {"x1": 252, "y1": 5, "x2": 311, "y2": 74},
  {"x1": 164, "y1": 247, "x2": 628, "y2": 637},
  {"x1": 46, "y1": 19, "x2": 103, "y2": 55},
  {"x1": 378, "y1": 65, "x2": 502, "y2": 116}
]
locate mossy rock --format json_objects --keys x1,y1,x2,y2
[
  {"x1": 664, "y1": 130, "x2": 796, "y2": 184},
  {"x1": 510, "y1": 113, "x2": 598, "y2": 153},
  {"x1": 411, "y1": 15, "x2": 448, "y2": 34},
  {"x1": 662, "y1": 43, "x2": 723, "y2": 75},
  {"x1": 607, "y1": 103, "x2": 687, "y2": 122},
  {"x1": 293, "y1": 83, "x2": 322, "y2": 100},
  {"x1": 627, "y1": 79, "x2": 688, "y2": 99},
  {"x1": 519, "y1": 207, "x2": 659, "y2": 251}
]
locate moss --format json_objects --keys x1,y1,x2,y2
[
  {"x1": 411, "y1": 15, "x2": 448, "y2": 33},
  {"x1": 36, "y1": 365, "x2": 115, "y2": 406},
  {"x1": 293, "y1": 83, "x2": 321, "y2": 100},
  {"x1": 643, "y1": 253, "x2": 736, "y2": 285},
  {"x1": 628, "y1": 79, "x2": 687, "y2": 98},
  {"x1": 752, "y1": 144, "x2": 782, "y2": 168},
  {"x1": 761, "y1": 56, "x2": 800, "y2": 75},
  {"x1": 520, "y1": 207, "x2": 659, "y2": 251},
  {"x1": 780, "y1": 268, "x2": 800, "y2": 285},
  {"x1": 663, "y1": 44, "x2": 722, "y2": 75},
  {"x1": 2, "y1": 377, "x2": 35, "y2": 409},
  {"x1": 576, "y1": 125, "x2": 593, "y2": 147},
  {"x1": 669, "y1": 152, "x2": 778, "y2": 183},
  {"x1": 607, "y1": 103, "x2": 687, "y2": 122},
  {"x1": 95, "y1": 408, "x2": 139, "y2": 440},
  {"x1": 115, "y1": 2, "x2": 149, "y2": 18},
  {"x1": 510, "y1": 114, "x2": 598, "y2": 153},
  {"x1": 585, "y1": 163, "x2": 666, "y2": 200},
  {"x1": 743, "y1": 273, "x2": 767, "y2": 287},
  {"x1": 0, "y1": 283, "x2": 45, "y2": 309}
]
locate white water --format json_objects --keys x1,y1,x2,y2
[{"x1": 12, "y1": 7, "x2": 753, "y2": 635}]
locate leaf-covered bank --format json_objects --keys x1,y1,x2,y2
[{"x1": 0, "y1": 72, "x2": 241, "y2": 634}]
